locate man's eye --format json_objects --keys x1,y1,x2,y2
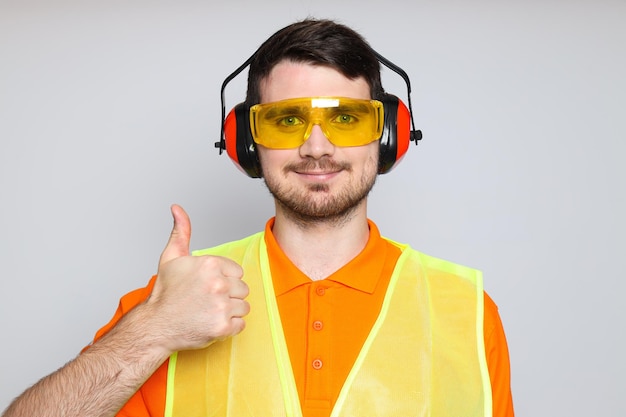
[
  {"x1": 279, "y1": 116, "x2": 304, "y2": 126},
  {"x1": 333, "y1": 114, "x2": 357, "y2": 124}
]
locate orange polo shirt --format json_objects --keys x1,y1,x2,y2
[{"x1": 91, "y1": 219, "x2": 513, "y2": 416}]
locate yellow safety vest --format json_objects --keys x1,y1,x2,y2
[{"x1": 164, "y1": 232, "x2": 491, "y2": 417}]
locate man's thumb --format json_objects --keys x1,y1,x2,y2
[{"x1": 159, "y1": 204, "x2": 191, "y2": 266}]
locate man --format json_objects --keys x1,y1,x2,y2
[{"x1": 3, "y1": 19, "x2": 513, "y2": 417}]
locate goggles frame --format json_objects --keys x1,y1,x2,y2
[{"x1": 249, "y1": 97, "x2": 384, "y2": 149}]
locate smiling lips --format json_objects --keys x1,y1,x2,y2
[
  {"x1": 296, "y1": 168, "x2": 342, "y2": 176},
  {"x1": 292, "y1": 166, "x2": 348, "y2": 183}
]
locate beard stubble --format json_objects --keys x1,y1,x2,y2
[{"x1": 262, "y1": 156, "x2": 378, "y2": 227}]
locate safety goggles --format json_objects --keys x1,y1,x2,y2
[{"x1": 249, "y1": 97, "x2": 384, "y2": 149}]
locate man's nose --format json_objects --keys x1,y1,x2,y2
[{"x1": 299, "y1": 124, "x2": 335, "y2": 159}]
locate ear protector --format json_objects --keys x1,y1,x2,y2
[{"x1": 215, "y1": 50, "x2": 422, "y2": 178}]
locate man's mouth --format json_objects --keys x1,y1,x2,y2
[{"x1": 286, "y1": 159, "x2": 350, "y2": 177}]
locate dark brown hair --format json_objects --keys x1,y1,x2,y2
[{"x1": 245, "y1": 19, "x2": 384, "y2": 105}]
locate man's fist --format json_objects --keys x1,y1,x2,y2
[{"x1": 146, "y1": 205, "x2": 250, "y2": 353}]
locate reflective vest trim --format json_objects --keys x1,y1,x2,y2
[{"x1": 258, "y1": 235, "x2": 301, "y2": 415}]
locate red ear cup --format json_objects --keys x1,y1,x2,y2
[
  {"x1": 378, "y1": 94, "x2": 411, "y2": 174},
  {"x1": 224, "y1": 103, "x2": 262, "y2": 178}
]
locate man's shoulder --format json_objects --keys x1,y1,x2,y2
[{"x1": 383, "y1": 238, "x2": 482, "y2": 279}]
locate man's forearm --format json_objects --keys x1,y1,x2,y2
[{"x1": 3, "y1": 304, "x2": 169, "y2": 417}]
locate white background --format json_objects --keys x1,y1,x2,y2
[{"x1": 1, "y1": 1, "x2": 624, "y2": 415}]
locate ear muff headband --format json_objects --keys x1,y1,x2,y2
[{"x1": 215, "y1": 50, "x2": 422, "y2": 178}]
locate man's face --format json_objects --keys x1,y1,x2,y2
[{"x1": 256, "y1": 60, "x2": 379, "y2": 224}]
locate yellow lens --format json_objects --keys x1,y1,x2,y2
[{"x1": 250, "y1": 97, "x2": 384, "y2": 149}]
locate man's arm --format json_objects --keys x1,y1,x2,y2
[
  {"x1": 3, "y1": 205, "x2": 250, "y2": 417},
  {"x1": 3, "y1": 303, "x2": 171, "y2": 417},
  {"x1": 484, "y1": 293, "x2": 515, "y2": 416}
]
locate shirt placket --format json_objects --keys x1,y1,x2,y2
[{"x1": 304, "y1": 282, "x2": 333, "y2": 410}]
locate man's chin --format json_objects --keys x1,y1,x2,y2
[{"x1": 307, "y1": 183, "x2": 331, "y2": 193}]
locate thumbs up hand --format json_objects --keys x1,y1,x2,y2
[{"x1": 145, "y1": 204, "x2": 250, "y2": 353}]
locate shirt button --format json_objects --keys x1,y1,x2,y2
[
  {"x1": 312, "y1": 320, "x2": 324, "y2": 331},
  {"x1": 312, "y1": 359, "x2": 323, "y2": 370},
  {"x1": 315, "y1": 286, "x2": 326, "y2": 296}
]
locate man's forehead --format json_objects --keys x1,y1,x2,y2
[{"x1": 258, "y1": 60, "x2": 370, "y2": 104}]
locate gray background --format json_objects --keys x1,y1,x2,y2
[{"x1": 1, "y1": 0, "x2": 624, "y2": 415}]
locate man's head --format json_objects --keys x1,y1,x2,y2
[
  {"x1": 245, "y1": 19, "x2": 384, "y2": 106},
  {"x1": 219, "y1": 18, "x2": 415, "y2": 180}
]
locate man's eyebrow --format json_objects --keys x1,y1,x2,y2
[
  {"x1": 334, "y1": 103, "x2": 370, "y2": 113},
  {"x1": 264, "y1": 105, "x2": 307, "y2": 118}
]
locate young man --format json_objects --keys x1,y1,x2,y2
[{"x1": 4, "y1": 19, "x2": 513, "y2": 417}]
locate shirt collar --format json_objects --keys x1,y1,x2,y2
[{"x1": 264, "y1": 217, "x2": 389, "y2": 296}]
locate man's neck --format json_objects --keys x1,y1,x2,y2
[{"x1": 271, "y1": 206, "x2": 370, "y2": 281}]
